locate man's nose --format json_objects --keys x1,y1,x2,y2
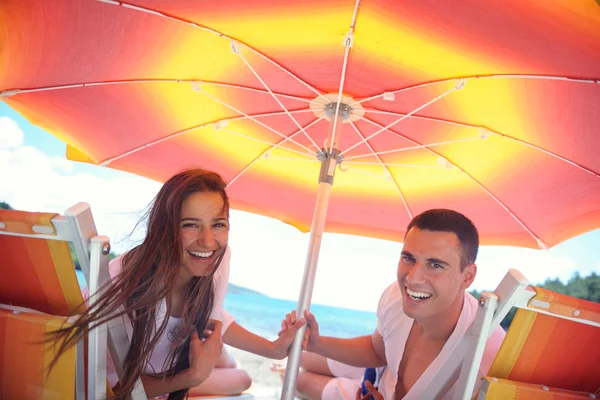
[{"x1": 406, "y1": 262, "x2": 427, "y2": 284}]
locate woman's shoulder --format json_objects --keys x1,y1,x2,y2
[{"x1": 108, "y1": 252, "x2": 127, "y2": 279}]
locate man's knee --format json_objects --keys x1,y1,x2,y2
[
  {"x1": 296, "y1": 371, "x2": 333, "y2": 400},
  {"x1": 301, "y1": 352, "x2": 332, "y2": 375},
  {"x1": 300, "y1": 351, "x2": 311, "y2": 370},
  {"x1": 296, "y1": 370, "x2": 311, "y2": 392}
]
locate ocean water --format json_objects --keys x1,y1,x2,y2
[
  {"x1": 224, "y1": 290, "x2": 377, "y2": 340},
  {"x1": 76, "y1": 271, "x2": 377, "y2": 338}
]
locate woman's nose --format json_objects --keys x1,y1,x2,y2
[{"x1": 197, "y1": 227, "x2": 215, "y2": 247}]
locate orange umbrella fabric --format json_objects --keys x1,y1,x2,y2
[
  {"x1": 2, "y1": 1, "x2": 600, "y2": 397},
  {"x1": 1, "y1": 0, "x2": 599, "y2": 249}
]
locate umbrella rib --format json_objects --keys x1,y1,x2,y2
[
  {"x1": 342, "y1": 165, "x2": 396, "y2": 182},
  {"x1": 227, "y1": 116, "x2": 325, "y2": 188},
  {"x1": 328, "y1": 0, "x2": 362, "y2": 154},
  {"x1": 357, "y1": 109, "x2": 599, "y2": 177},
  {"x1": 348, "y1": 120, "x2": 412, "y2": 219},
  {"x1": 235, "y1": 48, "x2": 321, "y2": 150},
  {"x1": 344, "y1": 136, "x2": 483, "y2": 161},
  {"x1": 93, "y1": 0, "x2": 328, "y2": 103},
  {"x1": 340, "y1": 82, "x2": 464, "y2": 156},
  {"x1": 0, "y1": 79, "x2": 314, "y2": 103},
  {"x1": 345, "y1": 161, "x2": 451, "y2": 169},
  {"x1": 98, "y1": 111, "x2": 315, "y2": 166},
  {"x1": 360, "y1": 115, "x2": 549, "y2": 249},
  {"x1": 197, "y1": 87, "x2": 317, "y2": 155},
  {"x1": 219, "y1": 128, "x2": 314, "y2": 158},
  {"x1": 363, "y1": 108, "x2": 479, "y2": 128},
  {"x1": 261, "y1": 156, "x2": 320, "y2": 163},
  {"x1": 492, "y1": 132, "x2": 600, "y2": 178},
  {"x1": 219, "y1": 128, "x2": 311, "y2": 157},
  {"x1": 246, "y1": 50, "x2": 329, "y2": 105},
  {"x1": 356, "y1": 112, "x2": 600, "y2": 177},
  {"x1": 351, "y1": 74, "x2": 599, "y2": 106}
]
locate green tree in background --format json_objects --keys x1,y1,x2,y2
[
  {"x1": 470, "y1": 272, "x2": 600, "y2": 329},
  {"x1": 0, "y1": 202, "x2": 13, "y2": 210},
  {"x1": 69, "y1": 242, "x2": 119, "y2": 270}
]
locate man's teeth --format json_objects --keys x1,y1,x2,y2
[
  {"x1": 406, "y1": 287, "x2": 432, "y2": 300},
  {"x1": 189, "y1": 250, "x2": 214, "y2": 258}
]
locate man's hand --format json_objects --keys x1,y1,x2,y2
[
  {"x1": 278, "y1": 310, "x2": 321, "y2": 353},
  {"x1": 356, "y1": 381, "x2": 383, "y2": 400},
  {"x1": 302, "y1": 310, "x2": 322, "y2": 352},
  {"x1": 272, "y1": 310, "x2": 306, "y2": 359},
  {"x1": 186, "y1": 319, "x2": 223, "y2": 386}
]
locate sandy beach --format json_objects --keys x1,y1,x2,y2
[{"x1": 228, "y1": 345, "x2": 287, "y2": 400}]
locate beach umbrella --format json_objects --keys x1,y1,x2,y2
[{"x1": 1, "y1": 1, "x2": 600, "y2": 397}]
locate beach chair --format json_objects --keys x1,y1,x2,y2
[
  {"x1": 476, "y1": 378, "x2": 598, "y2": 399},
  {"x1": 0, "y1": 203, "x2": 146, "y2": 399},
  {"x1": 466, "y1": 283, "x2": 600, "y2": 399},
  {"x1": 422, "y1": 269, "x2": 600, "y2": 400}
]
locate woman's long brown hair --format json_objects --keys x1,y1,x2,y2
[{"x1": 49, "y1": 169, "x2": 230, "y2": 399}]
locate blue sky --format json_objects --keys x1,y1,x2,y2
[{"x1": 1, "y1": 101, "x2": 599, "y2": 311}]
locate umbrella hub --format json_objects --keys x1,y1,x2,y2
[
  {"x1": 310, "y1": 93, "x2": 365, "y2": 122},
  {"x1": 324, "y1": 102, "x2": 352, "y2": 121}
]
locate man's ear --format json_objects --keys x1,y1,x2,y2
[{"x1": 462, "y1": 263, "x2": 477, "y2": 289}]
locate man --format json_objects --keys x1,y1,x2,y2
[{"x1": 300, "y1": 209, "x2": 506, "y2": 399}]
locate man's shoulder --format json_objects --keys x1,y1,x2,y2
[
  {"x1": 379, "y1": 281, "x2": 402, "y2": 307},
  {"x1": 376, "y1": 281, "x2": 404, "y2": 321}
]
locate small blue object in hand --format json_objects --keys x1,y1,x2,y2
[{"x1": 361, "y1": 368, "x2": 378, "y2": 399}]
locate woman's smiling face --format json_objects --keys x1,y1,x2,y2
[{"x1": 178, "y1": 191, "x2": 229, "y2": 280}]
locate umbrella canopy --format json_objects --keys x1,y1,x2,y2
[
  {"x1": 2, "y1": 0, "x2": 599, "y2": 250},
  {"x1": 0, "y1": 0, "x2": 600, "y2": 248},
  {"x1": 2, "y1": 1, "x2": 600, "y2": 397}
]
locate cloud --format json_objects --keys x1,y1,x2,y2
[
  {"x1": 51, "y1": 156, "x2": 74, "y2": 174},
  {"x1": 473, "y1": 247, "x2": 580, "y2": 291},
  {"x1": 0, "y1": 117, "x2": 24, "y2": 149},
  {"x1": 0, "y1": 136, "x2": 161, "y2": 253}
]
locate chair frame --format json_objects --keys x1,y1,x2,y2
[
  {"x1": 421, "y1": 268, "x2": 600, "y2": 400},
  {"x1": 0, "y1": 202, "x2": 146, "y2": 399}
]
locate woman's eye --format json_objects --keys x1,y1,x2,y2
[{"x1": 182, "y1": 223, "x2": 197, "y2": 228}]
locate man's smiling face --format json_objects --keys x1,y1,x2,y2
[{"x1": 397, "y1": 227, "x2": 475, "y2": 322}]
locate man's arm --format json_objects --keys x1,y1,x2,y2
[
  {"x1": 311, "y1": 334, "x2": 386, "y2": 368},
  {"x1": 303, "y1": 310, "x2": 386, "y2": 368}
]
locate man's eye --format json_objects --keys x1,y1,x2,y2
[
  {"x1": 402, "y1": 255, "x2": 414, "y2": 262},
  {"x1": 432, "y1": 263, "x2": 444, "y2": 269}
]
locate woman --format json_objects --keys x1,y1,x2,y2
[{"x1": 51, "y1": 169, "x2": 304, "y2": 399}]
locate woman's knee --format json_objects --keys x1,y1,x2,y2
[
  {"x1": 215, "y1": 346, "x2": 238, "y2": 368},
  {"x1": 189, "y1": 368, "x2": 252, "y2": 396},
  {"x1": 237, "y1": 369, "x2": 252, "y2": 391}
]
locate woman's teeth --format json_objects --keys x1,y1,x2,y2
[{"x1": 188, "y1": 250, "x2": 214, "y2": 259}]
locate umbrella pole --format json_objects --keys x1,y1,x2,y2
[{"x1": 280, "y1": 117, "x2": 342, "y2": 400}]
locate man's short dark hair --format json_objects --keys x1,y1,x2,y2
[{"x1": 405, "y1": 209, "x2": 479, "y2": 269}]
